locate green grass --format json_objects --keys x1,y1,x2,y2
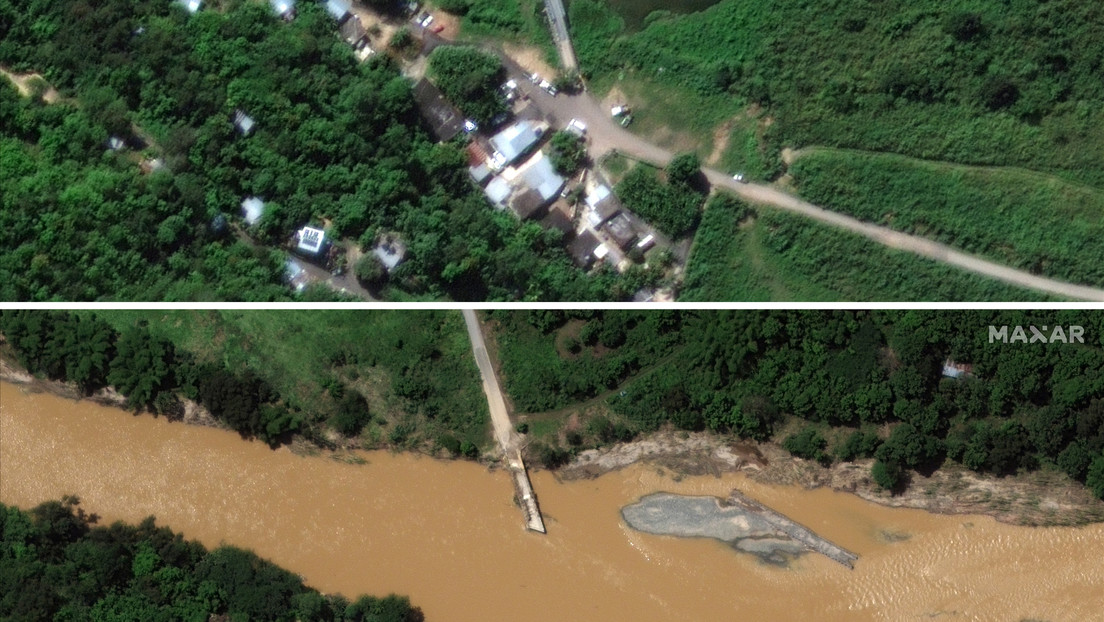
[
  {"x1": 90, "y1": 310, "x2": 490, "y2": 446},
  {"x1": 680, "y1": 193, "x2": 1049, "y2": 301},
  {"x1": 789, "y1": 148, "x2": 1104, "y2": 287}
]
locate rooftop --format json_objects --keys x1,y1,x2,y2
[
  {"x1": 489, "y1": 121, "x2": 543, "y2": 168},
  {"x1": 324, "y1": 0, "x2": 351, "y2": 23},
  {"x1": 567, "y1": 229, "x2": 601, "y2": 268},
  {"x1": 484, "y1": 176, "x2": 512, "y2": 207},
  {"x1": 241, "y1": 197, "x2": 265, "y2": 226},
  {"x1": 296, "y1": 226, "x2": 326, "y2": 255},
  {"x1": 175, "y1": 0, "x2": 202, "y2": 13},
  {"x1": 411, "y1": 78, "x2": 464, "y2": 142},
  {"x1": 232, "y1": 109, "x2": 255, "y2": 136},
  {"x1": 518, "y1": 152, "x2": 565, "y2": 203},
  {"x1": 510, "y1": 188, "x2": 547, "y2": 220},
  {"x1": 604, "y1": 213, "x2": 637, "y2": 249},
  {"x1": 339, "y1": 14, "x2": 367, "y2": 47}
]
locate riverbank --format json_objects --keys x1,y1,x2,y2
[
  {"x1": 1, "y1": 353, "x2": 222, "y2": 429},
  {"x1": 558, "y1": 428, "x2": 1104, "y2": 527}
]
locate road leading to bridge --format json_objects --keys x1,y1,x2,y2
[
  {"x1": 463, "y1": 310, "x2": 546, "y2": 533},
  {"x1": 543, "y1": 0, "x2": 577, "y2": 70}
]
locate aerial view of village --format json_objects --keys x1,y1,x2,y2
[
  {"x1": 3, "y1": 308, "x2": 1104, "y2": 620},
  {"x1": 3, "y1": 0, "x2": 1104, "y2": 301}
]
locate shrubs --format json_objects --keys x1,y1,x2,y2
[
  {"x1": 782, "y1": 427, "x2": 828, "y2": 464},
  {"x1": 614, "y1": 165, "x2": 704, "y2": 238},
  {"x1": 427, "y1": 46, "x2": 507, "y2": 124}
]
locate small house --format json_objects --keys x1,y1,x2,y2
[
  {"x1": 339, "y1": 14, "x2": 368, "y2": 48},
  {"x1": 295, "y1": 226, "x2": 328, "y2": 256},
  {"x1": 518, "y1": 152, "x2": 565, "y2": 206},
  {"x1": 372, "y1": 236, "x2": 407, "y2": 272},
  {"x1": 540, "y1": 204, "x2": 574, "y2": 238},
  {"x1": 603, "y1": 213, "x2": 637, "y2": 250},
  {"x1": 585, "y1": 184, "x2": 620, "y2": 227},
  {"x1": 241, "y1": 197, "x2": 265, "y2": 226},
  {"x1": 175, "y1": 0, "x2": 202, "y2": 13},
  {"x1": 270, "y1": 0, "x2": 296, "y2": 20},
  {"x1": 488, "y1": 121, "x2": 543, "y2": 169},
  {"x1": 942, "y1": 359, "x2": 974, "y2": 379},
  {"x1": 232, "y1": 109, "x2": 255, "y2": 136},
  {"x1": 411, "y1": 78, "x2": 463, "y2": 142},
  {"x1": 567, "y1": 230, "x2": 601, "y2": 268},
  {"x1": 483, "y1": 176, "x2": 512, "y2": 208},
  {"x1": 323, "y1": 0, "x2": 351, "y2": 23}
]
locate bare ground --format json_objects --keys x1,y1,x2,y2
[
  {"x1": 558, "y1": 429, "x2": 1104, "y2": 527},
  {"x1": 503, "y1": 43, "x2": 557, "y2": 79},
  {"x1": 1, "y1": 66, "x2": 61, "y2": 103}
]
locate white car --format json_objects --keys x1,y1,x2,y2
[
  {"x1": 529, "y1": 72, "x2": 541, "y2": 84},
  {"x1": 419, "y1": 14, "x2": 434, "y2": 27},
  {"x1": 568, "y1": 118, "x2": 587, "y2": 134},
  {"x1": 463, "y1": 119, "x2": 478, "y2": 133},
  {"x1": 611, "y1": 105, "x2": 629, "y2": 117},
  {"x1": 732, "y1": 173, "x2": 747, "y2": 183},
  {"x1": 539, "y1": 80, "x2": 557, "y2": 96}
]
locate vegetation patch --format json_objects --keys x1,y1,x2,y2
[
  {"x1": 789, "y1": 149, "x2": 1104, "y2": 287},
  {"x1": 681, "y1": 194, "x2": 1046, "y2": 301}
]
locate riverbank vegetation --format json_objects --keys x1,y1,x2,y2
[
  {"x1": 0, "y1": 497, "x2": 422, "y2": 621},
  {"x1": 680, "y1": 194, "x2": 1042, "y2": 301},
  {"x1": 0, "y1": 0, "x2": 615, "y2": 301},
  {"x1": 492, "y1": 310, "x2": 1104, "y2": 501},
  {"x1": 0, "y1": 310, "x2": 489, "y2": 455}
]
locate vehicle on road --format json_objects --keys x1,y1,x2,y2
[
  {"x1": 529, "y1": 72, "x2": 541, "y2": 84},
  {"x1": 539, "y1": 80, "x2": 557, "y2": 96},
  {"x1": 732, "y1": 173, "x2": 747, "y2": 183},
  {"x1": 419, "y1": 14, "x2": 434, "y2": 27},
  {"x1": 567, "y1": 118, "x2": 587, "y2": 135}
]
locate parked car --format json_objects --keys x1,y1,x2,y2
[
  {"x1": 463, "y1": 119, "x2": 478, "y2": 133},
  {"x1": 567, "y1": 118, "x2": 587, "y2": 135},
  {"x1": 529, "y1": 72, "x2": 542, "y2": 84},
  {"x1": 619, "y1": 114, "x2": 633, "y2": 127},
  {"x1": 539, "y1": 80, "x2": 557, "y2": 96},
  {"x1": 611, "y1": 105, "x2": 630, "y2": 117},
  {"x1": 732, "y1": 173, "x2": 748, "y2": 183}
]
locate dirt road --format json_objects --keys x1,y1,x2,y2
[{"x1": 502, "y1": 71, "x2": 1104, "y2": 300}]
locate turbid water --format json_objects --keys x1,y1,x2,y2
[{"x1": 3, "y1": 382, "x2": 1104, "y2": 621}]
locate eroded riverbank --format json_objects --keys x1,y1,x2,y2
[
  {"x1": 561, "y1": 428, "x2": 1104, "y2": 527},
  {"x1": 4, "y1": 382, "x2": 1104, "y2": 620}
]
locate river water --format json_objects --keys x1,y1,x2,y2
[{"x1": 2, "y1": 382, "x2": 1103, "y2": 621}]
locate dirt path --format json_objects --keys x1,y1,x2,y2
[{"x1": 0, "y1": 66, "x2": 61, "y2": 102}]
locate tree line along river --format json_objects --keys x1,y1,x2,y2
[{"x1": 2, "y1": 382, "x2": 1103, "y2": 621}]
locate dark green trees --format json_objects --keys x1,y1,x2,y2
[
  {"x1": 427, "y1": 45, "x2": 507, "y2": 124},
  {"x1": 548, "y1": 130, "x2": 587, "y2": 175},
  {"x1": 0, "y1": 499, "x2": 422, "y2": 622}
]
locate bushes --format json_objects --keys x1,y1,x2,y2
[
  {"x1": 548, "y1": 130, "x2": 587, "y2": 175},
  {"x1": 427, "y1": 46, "x2": 507, "y2": 124},
  {"x1": 782, "y1": 427, "x2": 828, "y2": 464},
  {"x1": 614, "y1": 165, "x2": 704, "y2": 238}
]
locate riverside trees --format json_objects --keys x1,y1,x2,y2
[
  {"x1": 0, "y1": 498, "x2": 423, "y2": 621},
  {"x1": 493, "y1": 310, "x2": 1104, "y2": 499}
]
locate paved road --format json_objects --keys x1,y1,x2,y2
[
  {"x1": 542, "y1": 0, "x2": 577, "y2": 70},
  {"x1": 462, "y1": 310, "x2": 516, "y2": 453}
]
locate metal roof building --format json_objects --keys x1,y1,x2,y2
[{"x1": 489, "y1": 121, "x2": 542, "y2": 168}]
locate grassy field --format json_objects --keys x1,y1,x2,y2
[
  {"x1": 788, "y1": 149, "x2": 1104, "y2": 288},
  {"x1": 680, "y1": 194, "x2": 1049, "y2": 301},
  {"x1": 91, "y1": 310, "x2": 490, "y2": 448}
]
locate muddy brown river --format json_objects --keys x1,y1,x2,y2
[{"x1": 2, "y1": 382, "x2": 1102, "y2": 620}]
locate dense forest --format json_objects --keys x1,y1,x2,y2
[
  {"x1": 0, "y1": 0, "x2": 616, "y2": 301},
  {"x1": 0, "y1": 310, "x2": 489, "y2": 454},
  {"x1": 492, "y1": 310, "x2": 1104, "y2": 498},
  {"x1": 0, "y1": 497, "x2": 422, "y2": 621}
]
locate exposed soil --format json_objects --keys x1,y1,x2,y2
[
  {"x1": 1, "y1": 66, "x2": 61, "y2": 103},
  {"x1": 502, "y1": 43, "x2": 557, "y2": 78},
  {"x1": 706, "y1": 119, "x2": 734, "y2": 166},
  {"x1": 558, "y1": 429, "x2": 1104, "y2": 527}
]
